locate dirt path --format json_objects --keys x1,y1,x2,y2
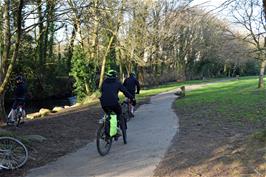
[{"x1": 25, "y1": 92, "x2": 178, "y2": 177}]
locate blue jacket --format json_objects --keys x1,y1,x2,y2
[{"x1": 100, "y1": 78, "x2": 133, "y2": 107}]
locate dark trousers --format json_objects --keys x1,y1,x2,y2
[
  {"x1": 12, "y1": 98, "x2": 25, "y2": 109},
  {"x1": 101, "y1": 104, "x2": 122, "y2": 118},
  {"x1": 101, "y1": 104, "x2": 127, "y2": 129}
]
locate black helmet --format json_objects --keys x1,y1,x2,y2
[
  {"x1": 106, "y1": 69, "x2": 117, "y2": 78},
  {"x1": 15, "y1": 75, "x2": 23, "y2": 83}
]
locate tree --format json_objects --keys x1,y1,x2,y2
[
  {"x1": 0, "y1": 0, "x2": 24, "y2": 123},
  {"x1": 70, "y1": 45, "x2": 96, "y2": 100},
  {"x1": 98, "y1": 0, "x2": 126, "y2": 88},
  {"x1": 226, "y1": 0, "x2": 266, "y2": 88}
]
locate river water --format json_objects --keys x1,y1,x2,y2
[{"x1": 5, "y1": 97, "x2": 74, "y2": 114}]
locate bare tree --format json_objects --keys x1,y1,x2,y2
[{"x1": 226, "y1": 0, "x2": 266, "y2": 87}]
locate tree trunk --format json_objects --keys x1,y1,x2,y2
[
  {"x1": 98, "y1": 35, "x2": 115, "y2": 88},
  {"x1": 0, "y1": 0, "x2": 24, "y2": 123},
  {"x1": 1, "y1": 0, "x2": 11, "y2": 78},
  {"x1": 263, "y1": 0, "x2": 266, "y2": 20},
  {"x1": 258, "y1": 60, "x2": 266, "y2": 88},
  {"x1": 90, "y1": 0, "x2": 99, "y2": 62},
  {"x1": 37, "y1": 0, "x2": 45, "y2": 65},
  {"x1": 0, "y1": 94, "x2": 6, "y2": 124},
  {"x1": 98, "y1": 0, "x2": 126, "y2": 88}
]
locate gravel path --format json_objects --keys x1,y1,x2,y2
[{"x1": 26, "y1": 91, "x2": 178, "y2": 177}]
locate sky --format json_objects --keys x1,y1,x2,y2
[
  {"x1": 190, "y1": 0, "x2": 263, "y2": 34},
  {"x1": 190, "y1": 0, "x2": 227, "y2": 10},
  {"x1": 190, "y1": 0, "x2": 232, "y2": 21}
]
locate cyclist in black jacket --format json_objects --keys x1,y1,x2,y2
[
  {"x1": 100, "y1": 70, "x2": 134, "y2": 124},
  {"x1": 123, "y1": 72, "x2": 140, "y2": 116}
]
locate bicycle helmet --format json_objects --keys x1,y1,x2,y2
[
  {"x1": 130, "y1": 72, "x2": 136, "y2": 77},
  {"x1": 106, "y1": 70, "x2": 117, "y2": 78},
  {"x1": 15, "y1": 75, "x2": 23, "y2": 84}
]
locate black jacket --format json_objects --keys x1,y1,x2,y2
[
  {"x1": 100, "y1": 78, "x2": 133, "y2": 107},
  {"x1": 123, "y1": 76, "x2": 140, "y2": 95},
  {"x1": 14, "y1": 82, "x2": 27, "y2": 99}
]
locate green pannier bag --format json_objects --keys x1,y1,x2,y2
[{"x1": 109, "y1": 114, "x2": 117, "y2": 137}]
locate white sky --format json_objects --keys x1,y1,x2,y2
[
  {"x1": 190, "y1": 0, "x2": 227, "y2": 10},
  {"x1": 190, "y1": 0, "x2": 252, "y2": 33}
]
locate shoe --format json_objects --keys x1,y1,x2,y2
[
  {"x1": 7, "y1": 120, "x2": 15, "y2": 126},
  {"x1": 116, "y1": 128, "x2": 122, "y2": 136}
]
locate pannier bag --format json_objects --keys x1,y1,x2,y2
[{"x1": 105, "y1": 113, "x2": 117, "y2": 137}]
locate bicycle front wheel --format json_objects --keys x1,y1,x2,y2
[
  {"x1": 96, "y1": 124, "x2": 112, "y2": 156},
  {"x1": 0, "y1": 137, "x2": 28, "y2": 170},
  {"x1": 121, "y1": 102, "x2": 130, "y2": 122}
]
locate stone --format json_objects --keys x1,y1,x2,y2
[
  {"x1": 52, "y1": 107, "x2": 64, "y2": 112},
  {"x1": 39, "y1": 108, "x2": 51, "y2": 116},
  {"x1": 23, "y1": 135, "x2": 47, "y2": 143},
  {"x1": 70, "y1": 103, "x2": 81, "y2": 107},
  {"x1": 26, "y1": 112, "x2": 42, "y2": 119}
]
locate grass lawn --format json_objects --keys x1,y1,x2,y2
[
  {"x1": 175, "y1": 76, "x2": 266, "y2": 125},
  {"x1": 136, "y1": 78, "x2": 218, "y2": 102},
  {"x1": 154, "y1": 76, "x2": 266, "y2": 177}
]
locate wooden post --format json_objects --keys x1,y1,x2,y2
[{"x1": 180, "y1": 86, "x2": 185, "y2": 97}]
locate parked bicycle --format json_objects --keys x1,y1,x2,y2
[
  {"x1": 0, "y1": 136, "x2": 28, "y2": 170},
  {"x1": 96, "y1": 103, "x2": 129, "y2": 156}
]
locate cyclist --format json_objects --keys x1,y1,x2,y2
[
  {"x1": 123, "y1": 72, "x2": 140, "y2": 117},
  {"x1": 7, "y1": 75, "x2": 27, "y2": 124},
  {"x1": 100, "y1": 70, "x2": 134, "y2": 136}
]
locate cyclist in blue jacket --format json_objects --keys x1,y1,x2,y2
[{"x1": 123, "y1": 72, "x2": 140, "y2": 116}]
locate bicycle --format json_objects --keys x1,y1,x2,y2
[
  {"x1": 96, "y1": 105, "x2": 128, "y2": 156},
  {"x1": 0, "y1": 136, "x2": 28, "y2": 170},
  {"x1": 121, "y1": 98, "x2": 136, "y2": 122}
]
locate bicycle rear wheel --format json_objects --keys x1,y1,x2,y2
[
  {"x1": 120, "y1": 117, "x2": 127, "y2": 144},
  {"x1": 96, "y1": 124, "x2": 112, "y2": 156},
  {"x1": 0, "y1": 137, "x2": 28, "y2": 170}
]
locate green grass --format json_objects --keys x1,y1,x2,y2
[
  {"x1": 175, "y1": 76, "x2": 266, "y2": 123},
  {"x1": 83, "y1": 78, "x2": 218, "y2": 104},
  {"x1": 136, "y1": 79, "x2": 218, "y2": 101}
]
